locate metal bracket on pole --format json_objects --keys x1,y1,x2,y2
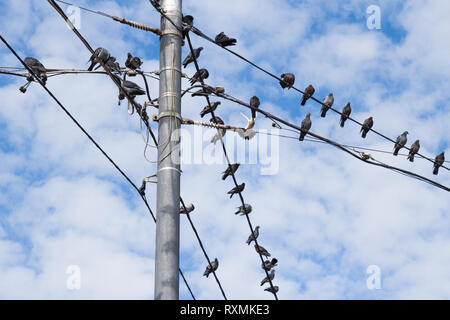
[{"x1": 153, "y1": 111, "x2": 182, "y2": 122}]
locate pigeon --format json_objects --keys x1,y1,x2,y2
[
  {"x1": 246, "y1": 226, "x2": 260, "y2": 245},
  {"x1": 393, "y1": 131, "x2": 409, "y2": 156},
  {"x1": 228, "y1": 183, "x2": 245, "y2": 198},
  {"x1": 215, "y1": 32, "x2": 237, "y2": 47},
  {"x1": 125, "y1": 53, "x2": 143, "y2": 70},
  {"x1": 180, "y1": 203, "x2": 195, "y2": 214},
  {"x1": 250, "y1": 96, "x2": 260, "y2": 119},
  {"x1": 360, "y1": 117, "x2": 374, "y2": 139},
  {"x1": 222, "y1": 163, "x2": 240, "y2": 180},
  {"x1": 182, "y1": 15, "x2": 194, "y2": 39},
  {"x1": 241, "y1": 112, "x2": 256, "y2": 131},
  {"x1": 190, "y1": 68, "x2": 209, "y2": 85},
  {"x1": 301, "y1": 84, "x2": 315, "y2": 106},
  {"x1": 299, "y1": 113, "x2": 312, "y2": 141},
  {"x1": 88, "y1": 47, "x2": 110, "y2": 71},
  {"x1": 200, "y1": 101, "x2": 220, "y2": 118},
  {"x1": 122, "y1": 80, "x2": 146, "y2": 99},
  {"x1": 264, "y1": 286, "x2": 279, "y2": 294},
  {"x1": 340, "y1": 103, "x2": 352, "y2": 127},
  {"x1": 321, "y1": 93, "x2": 334, "y2": 118},
  {"x1": 96, "y1": 56, "x2": 120, "y2": 73},
  {"x1": 203, "y1": 258, "x2": 219, "y2": 278},
  {"x1": 280, "y1": 73, "x2": 295, "y2": 90},
  {"x1": 235, "y1": 204, "x2": 252, "y2": 215},
  {"x1": 262, "y1": 258, "x2": 278, "y2": 271},
  {"x1": 23, "y1": 57, "x2": 47, "y2": 85},
  {"x1": 191, "y1": 85, "x2": 215, "y2": 97},
  {"x1": 210, "y1": 116, "x2": 226, "y2": 144},
  {"x1": 407, "y1": 140, "x2": 420, "y2": 162},
  {"x1": 254, "y1": 244, "x2": 271, "y2": 258},
  {"x1": 138, "y1": 180, "x2": 146, "y2": 196},
  {"x1": 260, "y1": 270, "x2": 275, "y2": 286},
  {"x1": 433, "y1": 152, "x2": 445, "y2": 175},
  {"x1": 183, "y1": 47, "x2": 203, "y2": 68}
]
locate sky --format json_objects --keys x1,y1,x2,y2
[{"x1": 0, "y1": 0, "x2": 449, "y2": 299}]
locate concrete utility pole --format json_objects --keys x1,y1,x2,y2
[{"x1": 155, "y1": 0, "x2": 182, "y2": 300}]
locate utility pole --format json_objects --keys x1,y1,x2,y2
[{"x1": 155, "y1": 0, "x2": 182, "y2": 300}]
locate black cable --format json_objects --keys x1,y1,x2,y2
[
  {"x1": 0, "y1": 33, "x2": 196, "y2": 301},
  {"x1": 185, "y1": 33, "x2": 280, "y2": 299}
]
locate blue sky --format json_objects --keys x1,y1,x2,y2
[{"x1": 0, "y1": 0, "x2": 449, "y2": 299}]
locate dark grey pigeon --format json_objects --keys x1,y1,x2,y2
[
  {"x1": 246, "y1": 226, "x2": 260, "y2": 245},
  {"x1": 299, "y1": 113, "x2": 312, "y2": 141},
  {"x1": 203, "y1": 258, "x2": 219, "y2": 278},
  {"x1": 280, "y1": 73, "x2": 295, "y2": 89},
  {"x1": 360, "y1": 117, "x2": 374, "y2": 138},
  {"x1": 191, "y1": 85, "x2": 214, "y2": 97},
  {"x1": 301, "y1": 84, "x2": 315, "y2": 106},
  {"x1": 190, "y1": 68, "x2": 209, "y2": 85},
  {"x1": 215, "y1": 32, "x2": 237, "y2": 47},
  {"x1": 183, "y1": 47, "x2": 203, "y2": 68},
  {"x1": 235, "y1": 204, "x2": 252, "y2": 215},
  {"x1": 250, "y1": 96, "x2": 260, "y2": 119},
  {"x1": 407, "y1": 140, "x2": 420, "y2": 162},
  {"x1": 222, "y1": 163, "x2": 240, "y2": 180},
  {"x1": 264, "y1": 286, "x2": 279, "y2": 294},
  {"x1": 433, "y1": 152, "x2": 445, "y2": 175},
  {"x1": 393, "y1": 131, "x2": 409, "y2": 156},
  {"x1": 260, "y1": 270, "x2": 275, "y2": 286},
  {"x1": 255, "y1": 244, "x2": 271, "y2": 258},
  {"x1": 227, "y1": 183, "x2": 245, "y2": 198},
  {"x1": 321, "y1": 93, "x2": 334, "y2": 118},
  {"x1": 88, "y1": 47, "x2": 110, "y2": 71},
  {"x1": 340, "y1": 102, "x2": 352, "y2": 127},
  {"x1": 122, "y1": 80, "x2": 146, "y2": 99},
  {"x1": 97, "y1": 56, "x2": 120, "y2": 73},
  {"x1": 182, "y1": 15, "x2": 194, "y2": 39},
  {"x1": 200, "y1": 101, "x2": 220, "y2": 118},
  {"x1": 180, "y1": 203, "x2": 195, "y2": 214},
  {"x1": 125, "y1": 53, "x2": 143, "y2": 70},
  {"x1": 23, "y1": 57, "x2": 47, "y2": 86},
  {"x1": 210, "y1": 116, "x2": 226, "y2": 144},
  {"x1": 262, "y1": 258, "x2": 278, "y2": 271}
]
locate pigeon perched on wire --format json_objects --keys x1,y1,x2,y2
[
  {"x1": 203, "y1": 258, "x2": 219, "y2": 278},
  {"x1": 407, "y1": 140, "x2": 420, "y2": 162},
  {"x1": 255, "y1": 244, "x2": 271, "y2": 258},
  {"x1": 321, "y1": 93, "x2": 334, "y2": 118},
  {"x1": 97, "y1": 56, "x2": 121, "y2": 73},
  {"x1": 227, "y1": 183, "x2": 245, "y2": 198},
  {"x1": 125, "y1": 53, "x2": 143, "y2": 70},
  {"x1": 182, "y1": 15, "x2": 194, "y2": 39},
  {"x1": 183, "y1": 47, "x2": 203, "y2": 68},
  {"x1": 301, "y1": 84, "x2": 315, "y2": 106},
  {"x1": 360, "y1": 117, "x2": 374, "y2": 138},
  {"x1": 393, "y1": 131, "x2": 409, "y2": 156},
  {"x1": 262, "y1": 258, "x2": 278, "y2": 271},
  {"x1": 180, "y1": 203, "x2": 195, "y2": 214},
  {"x1": 200, "y1": 101, "x2": 220, "y2": 118},
  {"x1": 246, "y1": 226, "x2": 260, "y2": 245},
  {"x1": 264, "y1": 286, "x2": 279, "y2": 294},
  {"x1": 433, "y1": 152, "x2": 445, "y2": 175},
  {"x1": 299, "y1": 113, "x2": 312, "y2": 141},
  {"x1": 191, "y1": 85, "x2": 215, "y2": 97},
  {"x1": 20, "y1": 57, "x2": 47, "y2": 92},
  {"x1": 235, "y1": 204, "x2": 252, "y2": 215},
  {"x1": 121, "y1": 80, "x2": 146, "y2": 100},
  {"x1": 88, "y1": 47, "x2": 110, "y2": 71},
  {"x1": 280, "y1": 73, "x2": 295, "y2": 90},
  {"x1": 190, "y1": 68, "x2": 209, "y2": 85},
  {"x1": 222, "y1": 163, "x2": 240, "y2": 180},
  {"x1": 260, "y1": 270, "x2": 275, "y2": 286},
  {"x1": 215, "y1": 32, "x2": 237, "y2": 47},
  {"x1": 210, "y1": 116, "x2": 226, "y2": 144},
  {"x1": 250, "y1": 96, "x2": 260, "y2": 119},
  {"x1": 340, "y1": 103, "x2": 352, "y2": 127}
]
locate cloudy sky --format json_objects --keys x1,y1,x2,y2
[{"x1": 0, "y1": 0, "x2": 449, "y2": 299}]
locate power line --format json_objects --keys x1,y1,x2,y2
[
  {"x1": 188, "y1": 25, "x2": 449, "y2": 173},
  {"x1": 185, "y1": 32, "x2": 280, "y2": 299},
  {"x1": 0, "y1": 34, "x2": 196, "y2": 299}
]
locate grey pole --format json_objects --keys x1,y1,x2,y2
[{"x1": 155, "y1": 0, "x2": 182, "y2": 300}]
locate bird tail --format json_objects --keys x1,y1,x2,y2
[
  {"x1": 222, "y1": 173, "x2": 228, "y2": 181},
  {"x1": 340, "y1": 119, "x2": 345, "y2": 127},
  {"x1": 279, "y1": 80, "x2": 287, "y2": 89},
  {"x1": 393, "y1": 148, "x2": 399, "y2": 156},
  {"x1": 408, "y1": 154, "x2": 414, "y2": 162},
  {"x1": 433, "y1": 166, "x2": 439, "y2": 175},
  {"x1": 321, "y1": 109, "x2": 327, "y2": 118},
  {"x1": 229, "y1": 193, "x2": 234, "y2": 199},
  {"x1": 301, "y1": 97, "x2": 307, "y2": 106},
  {"x1": 87, "y1": 62, "x2": 95, "y2": 71},
  {"x1": 299, "y1": 131, "x2": 306, "y2": 141},
  {"x1": 361, "y1": 131, "x2": 367, "y2": 139}
]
